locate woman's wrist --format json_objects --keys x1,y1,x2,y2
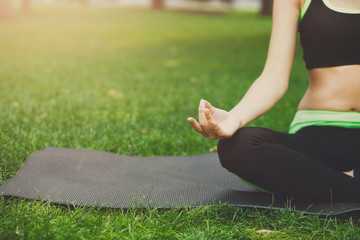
[{"x1": 227, "y1": 110, "x2": 245, "y2": 130}]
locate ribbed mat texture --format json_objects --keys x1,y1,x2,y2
[{"x1": 1, "y1": 147, "x2": 360, "y2": 216}]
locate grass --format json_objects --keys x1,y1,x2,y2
[{"x1": 0, "y1": 5, "x2": 359, "y2": 239}]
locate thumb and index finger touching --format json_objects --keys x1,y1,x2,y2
[
  {"x1": 187, "y1": 99, "x2": 215, "y2": 137},
  {"x1": 201, "y1": 99, "x2": 214, "y2": 113}
]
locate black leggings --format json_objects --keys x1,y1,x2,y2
[{"x1": 217, "y1": 126, "x2": 360, "y2": 203}]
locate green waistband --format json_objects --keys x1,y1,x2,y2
[{"x1": 289, "y1": 110, "x2": 360, "y2": 134}]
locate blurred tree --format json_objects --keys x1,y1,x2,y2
[
  {"x1": 78, "y1": 0, "x2": 89, "y2": 5},
  {"x1": 192, "y1": 0, "x2": 233, "y2": 3},
  {"x1": 22, "y1": 0, "x2": 30, "y2": 11},
  {"x1": 0, "y1": 0, "x2": 12, "y2": 20},
  {"x1": 151, "y1": 0, "x2": 165, "y2": 9},
  {"x1": 150, "y1": 0, "x2": 233, "y2": 10},
  {"x1": 260, "y1": 0, "x2": 273, "y2": 16}
]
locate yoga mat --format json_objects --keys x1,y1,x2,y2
[{"x1": 1, "y1": 147, "x2": 360, "y2": 216}]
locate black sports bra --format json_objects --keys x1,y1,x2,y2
[{"x1": 298, "y1": 0, "x2": 360, "y2": 70}]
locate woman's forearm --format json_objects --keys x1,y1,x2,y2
[
  {"x1": 224, "y1": 0, "x2": 299, "y2": 129},
  {"x1": 228, "y1": 75, "x2": 289, "y2": 128},
  {"x1": 188, "y1": 0, "x2": 299, "y2": 139}
]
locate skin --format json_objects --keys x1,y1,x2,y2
[
  {"x1": 188, "y1": 0, "x2": 360, "y2": 138},
  {"x1": 300, "y1": 0, "x2": 360, "y2": 112},
  {"x1": 187, "y1": 0, "x2": 360, "y2": 175},
  {"x1": 326, "y1": 0, "x2": 360, "y2": 9}
]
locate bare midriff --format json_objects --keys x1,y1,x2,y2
[{"x1": 298, "y1": 65, "x2": 360, "y2": 112}]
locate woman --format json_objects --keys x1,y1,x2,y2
[{"x1": 187, "y1": 0, "x2": 360, "y2": 203}]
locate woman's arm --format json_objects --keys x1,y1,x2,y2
[
  {"x1": 188, "y1": 0, "x2": 302, "y2": 139},
  {"x1": 229, "y1": 0, "x2": 301, "y2": 128}
]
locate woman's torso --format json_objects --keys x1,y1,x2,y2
[{"x1": 297, "y1": 0, "x2": 360, "y2": 112}]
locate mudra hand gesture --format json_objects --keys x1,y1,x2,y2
[{"x1": 187, "y1": 99, "x2": 240, "y2": 140}]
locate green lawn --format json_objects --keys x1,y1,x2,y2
[{"x1": 1, "y1": 6, "x2": 359, "y2": 239}]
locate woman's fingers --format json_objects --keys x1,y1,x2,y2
[
  {"x1": 212, "y1": 121, "x2": 227, "y2": 139},
  {"x1": 204, "y1": 100, "x2": 215, "y2": 115},
  {"x1": 188, "y1": 115, "x2": 224, "y2": 140},
  {"x1": 204, "y1": 109, "x2": 219, "y2": 139},
  {"x1": 205, "y1": 108, "x2": 220, "y2": 131},
  {"x1": 198, "y1": 100, "x2": 208, "y2": 129},
  {"x1": 204, "y1": 109, "x2": 213, "y2": 126},
  {"x1": 187, "y1": 117, "x2": 208, "y2": 137},
  {"x1": 190, "y1": 99, "x2": 226, "y2": 140},
  {"x1": 187, "y1": 117, "x2": 202, "y2": 133}
]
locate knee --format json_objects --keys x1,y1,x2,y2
[{"x1": 217, "y1": 127, "x2": 272, "y2": 171}]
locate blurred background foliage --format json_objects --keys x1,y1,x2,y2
[
  {"x1": 0, "y1": 0, "x2": 306, "y2": 164},
  {"x1": 0, "y1": 3, "x2": 339, "y2": 239},
  {"x1": 0, "y1": 0, "x2": 274, "y2": 21}
]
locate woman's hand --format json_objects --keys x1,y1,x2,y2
[{"x1": 187, "y1": 99, "x2": 241, "y2": 140}]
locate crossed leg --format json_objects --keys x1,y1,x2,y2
[{"x1": 217, "y1": 126, "x2": 360, "y2": 203}]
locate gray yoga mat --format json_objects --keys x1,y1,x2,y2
[{"x1": 1, "y1": 147, "x2": 360, "y2": 216}]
